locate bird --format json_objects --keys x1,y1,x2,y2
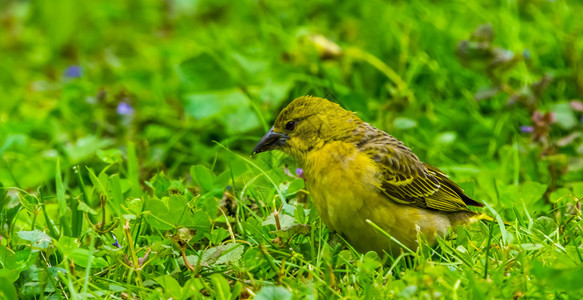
[{"x1": 252, "y1": 96, "x2": 484, "y2": 255}]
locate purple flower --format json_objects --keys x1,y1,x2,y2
[
  {"x1": 295, "y1": 168, "x2": 304, "y2": 179},
  {"x1": 520, "y1": 126, "x2": 534, "y2": 133},
  {"x1": 117, "y1": 102, "x2": 134, "y2": 115},
  {"x1": 64, "y1": 66, "x2": 82, "y2": 78},
  {"x1": 111, "y1": 233, "x2": 121, "y2": 248}
]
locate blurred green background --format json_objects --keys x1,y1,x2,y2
[
  {"x1": 1, "y1": 0, "x2": 583, "y2": 298},
  {"x1": 2, "y1": 0, "x2": 582, "y2": 190},
  {"x1": 0, "y1": 0, "x2": 583, "y2": 188}
]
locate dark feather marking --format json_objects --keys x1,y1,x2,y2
[{"x1": 354, "y1": 123, "x2": 482, "y2": 212}]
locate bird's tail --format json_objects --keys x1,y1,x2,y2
[
  {"x1": 472, "y1": 213, "x2": 511, "y2": 225},
  {"x1": 475, "y1": 213, "x2": 493, "y2": 222}
]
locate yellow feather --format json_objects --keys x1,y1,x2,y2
[{"x1": 254, "y1": 96, "x2": 487, "y2": 254}]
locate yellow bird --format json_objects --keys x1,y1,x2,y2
[{"x1": 253, "y1": 96, "x2": 484, "y2": 255}]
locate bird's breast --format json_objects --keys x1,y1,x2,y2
[
  {"x1": 304, "y1": 142, "x2": 379, "y2": 232},
  {"x1": 303, "y1": 141, "x2": 452, "y2": 254}
]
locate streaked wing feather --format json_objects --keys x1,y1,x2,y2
[{"x1": 354, "y1": 124, "x2": 479, "y2": 212}]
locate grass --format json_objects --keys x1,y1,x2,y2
[{"x1": 1, "y1": 0, "x2": 583, "y2": 298}]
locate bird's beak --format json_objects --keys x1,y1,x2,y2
[{"x1": 252, "y1": 126, "x2": 289, "y2": 155}]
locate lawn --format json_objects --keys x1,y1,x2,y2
[{"x1": 1, "y1": 0, "x2": 582, "y2": 298}]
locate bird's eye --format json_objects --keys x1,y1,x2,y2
[{"x1": 285, "y1": 120, "x2": 297, "y2": 131}]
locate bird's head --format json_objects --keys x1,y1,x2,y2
[{"x1": 253, "y1": 96, "x2": 361, "y2": 162}]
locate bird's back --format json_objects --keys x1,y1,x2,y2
[
  {"x1": 304, "y1": 138, "x2": 469, "y2": 253},
  {"x1": 350, "y1": 122, "x2": 483, "y2": 213}
]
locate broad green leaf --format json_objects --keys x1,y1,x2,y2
[
  {"x1": 551, "y1": 103, "x2": 578, "y2": 130},
  {"x1": 0, "y1": 268, "x2": 21, "y2": 283},
  {"x1": 182, "y1": 278, "x2": 205, "y2": 298},
  {"x1": 56, "y1": 236, "x2": 79, "y2": 254},
  {"x1": 183, "y1": 209, "x2": 212, "y2": 231},
  {"x1": 361, "y1": 251, "x2": 382, "y2": 271},
  {"x1": 20, "y1": 194, "x2": 38, "y2": 212},
  {"x1": 145, "y1": 198, "x2": 174, "y2": 230},
  {"x1": 108, "y1": 285, "x2": 125, "y2": 292},
  {"x1": 242, "y1": 247, "x2": 265, "y2": 270},
  {"x1": 200, "y1": 195, "x2": 219, "y2": 219},
  {"x1": 532, "y1": 262, "x2": 583, "y2": 291},
  {"x1": 0, "y1": 245, "x2": 17, "y2": 270},
  {"x1": 259, "y1": 78, "x2": 294, "y2": 107},
  {"x1": 282, "y1": 179, "x2": 304, "y2": 197},
  {"x1": 155, "y1": 275, "x2": 182, "y2": 299},
  {"x1": 271, "y1": 224, "x2": 311, "y2": 240},
  {"x1": 255, "y1": 286, "x2": 292, "y2": 300},
  {"x1": 17, "y1": 230, "x2": 52, "y2": 250},
  {"x1": 146, "y1": 196, "x2": 211, "y2": 231},
  {"x1": 206, "y1": 228, "x2": 230, "y2": 245},
  {"x1": 148, "y1": 172, "x2": 171, "y2": 197},
  {"x1": 77, "y1": 201, "x2": 97, "y2": 215},
  {"x1": 231, "y1": 52, "x2": 268, "y2": 77},
  {"x1": 215, "y1": 244, "x2": 244, "y2": 265},
  {"x1": 518, "y1": 243, "x2": 544, "y2": 251},
  {"x1": 398, "y1": 286, "x2": 418, "y2": 298},
  {"x1": 210, "y1": 274, "x2": 232, "y2": 300},
  {"x1": 520, "y1": 181, "x2": 547, "y2": 204},
  {"x1": 393, "y1": 117, "x2": 417, "y2": 130},
  {"x1": 502, "y1": 181, "x2": 547, "y2": 210},
  {"x1": 64, "y1": 135, "x2": 113, "y2": 164},
  {"x1": 190, "y1": 165, "x2": 216, "y2": 192},
  {"x1": 0, "y1": 277, "x2": 17, "y2": 300},
  {"x1": 0, "y1": 245, "x2": 26, "y2": 282},
  {"x1": 187, "y1": 244, "x2": 244, "y2": 266},
  {"x1": 96, "y1": 148, "x2": 123, "y2": 164},
  {"x1": 262, "y1": 212, "x2": 295, "y2": 230},
  {"x1": 436, "y1": 131, "x2": 457, "y2": 144},
  {"x1": 533, "y1": 216, "x2": 557, "y2": 236},
  {"x1": 178, "y1": 53, "x2": 237, "y2": 91},
  {"x1": 549, "y1": 187, "x2": 571, "y2": 203},
  {"x1": 216, "y1": 170, "x2": 232, "y2": 189},
  {"x1": 183, "y1": 90, "x2": 259, "y2": 134},
  {"x1": 69, "y1": 248, "x2": 108, "y2": 268}
]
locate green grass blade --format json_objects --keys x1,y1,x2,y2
[
  {"x1": 55, "y1": 158, "x2": 71, "y2": 236},
  {"x1": 127, "y1": 141, "x2": 141, "y2": 196}
]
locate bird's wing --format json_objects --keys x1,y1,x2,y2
[{"x1": 355, "y1": 125, "x2": 481, "y2": 212}]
